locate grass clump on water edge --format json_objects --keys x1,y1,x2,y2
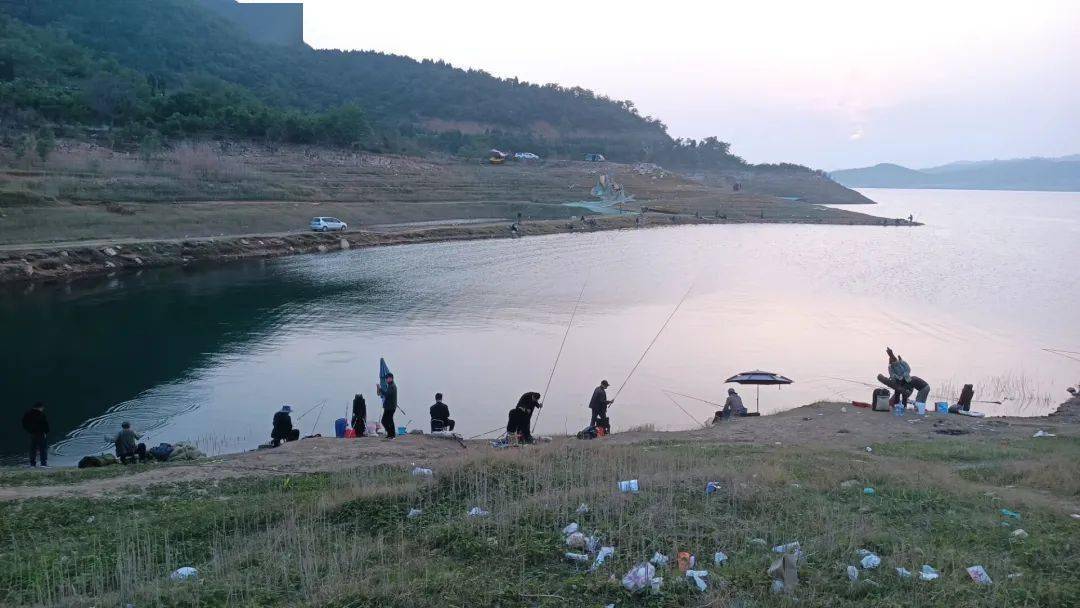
[{"x1": 0, "y1": 439, "x2": 1077, "y2": 607}]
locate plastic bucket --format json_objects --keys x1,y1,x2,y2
[
  {"x1": 935, "y1": 402, "x2": 949, "y2": 413},
  {"x1": 334, "y1": 418, "x2": 347, "y2": 438},
  {"x1": 397, "y1": 426, "x2": 407, "y2": 436},
  {"x1": 916, "y1": 402, "x2": 927, "y2": 416}
]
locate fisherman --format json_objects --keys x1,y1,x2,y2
[
  {"x1": 20, "y1": 401, "x2": 49, "y2": 467},
  {"x1": 377, "y1": 373, "x2": 398, "y2": 438},
  {"x1": 430, "y1": 392, "x2": 455, "y2": 432},
  {"x1": 510, "y1": 222, "x2": 519, "y2": 237},
  {"x1": 588, "y1": 380, "x2": 613, "y2": 433},
  {"x1": 111, "y1": 421, "x2": 148, "y2": 464},
  {"x1": 877, "y1": 347, "x2": 918, "y2": 405},
  {"x1": 351, "y1": 394, "x2": 367, "y2": 436},
  {"x1": 721, "y1": 388, "x2": 748, "y2": 419},
  {"x1": 271, "y1": 405, "x2": 300, "y2": 447},
  {"x1": 506, "y1": 392, "x2": 542, "y2": 443}
]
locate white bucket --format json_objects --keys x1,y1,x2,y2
[{"x1": 916, "y1": 402, "x2": 927, "y2": 416}]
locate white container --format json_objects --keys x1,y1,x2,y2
[
  {"x1": 618, "y1": 479, "x2": 640, "y2": 493},
  {"x1": 916, "y1": 402, "x2": 927, "y2": 416}
]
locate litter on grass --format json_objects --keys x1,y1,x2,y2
[
  {"x1": 768, "y1": 553, "x2": 799, "y2": 595},
  {"x1": 1001, "y1": 509, "x2": 1021, "y2": 520},
  {"x1": 590, "y1": 547, "x2": 615, "y2": 572},
  {"x1": 773, "y1": 541, "x2": 800, "y2": 554},
  {"x1": 860, "y1": 553, "x2": 881, "y2": 569},
  {"x1": 410, "y1": 467, "x2": 433, "y2": 477},
  {"x1": 714, "y1": 551, "x2": 728, "y2": 565},
  {"x1": 650, "y1": 552, "x2": 669, "y2": 566},
  {"x1": 1011, "y1": 529, "x2": 1029, "y2": 540},
  {"x1": 562, "y1": 522, "x2": 579, "y2": 535},
  {"x1": 467, "y1": 507, "x2": 490, "y2": 517},
  {"x1": 896, "y1": 567, "x2": 912, "y2": 578},
  {"x1": 565, "y1": 552, "x2": 589, "y2": 563},
  {"x1": 920, "y1": 565, "x2": 940, "y2": 581},
  {"x1": 622, "y1": 563, "x2": 660, "y2": 593},
  {"x1": 618, "y1": 479, "x2": 640, "y2": 493},
  {"x1": 1032, "y1": 430, "x2": 1056, "y2": 437},
  {"x1": 170, "y1": 567, "x2": 198, "y2": 581},
  {"x1": 406, "y1": 508, "x2": 423, "y2": 519},
  {"x1": 967, "y1": 565, "x2": 993, "y2": 585},
  {"x1": 686, "y1": 569, "x2": 709, "y2": 592},
  {"x1": 847, "y1": 566, "x2": 859, "y2": 581},
  {"x1": 863, "y1": 487, "x2": 876, "y2": 495},
  {"x1": 565, "y1": 532, "x2": 587, "y2": 548},
  {"x1": 576, "y1": 503, "x2": 590, "y2": 514}
]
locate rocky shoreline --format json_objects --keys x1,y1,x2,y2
[{"x1": 0, "y1": 211, "x2": 909, "y2": 286}]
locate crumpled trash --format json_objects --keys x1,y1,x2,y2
[
  {"x1": 410, "y1": 467, "x2": 433, "y2": 477},
  {"x1": 622, "y1": 562, "x2": 658, "y2": 593},
  {"x1": 773, "y1": 541, "x2": 800, "y2": 554},
  {"x1": 565, "y1": 532, "x2": 587, "y2": 548},
  {"x1": 896, "y1": 567, "x2": 912, "y2": 578},
  {"x1": 840, "y1": 479, "x2": 859, "y2": 489},
  {"x1": 170, "y1": 567, "x2": 198, "y2": 581},
  {"x1": 585, "y1": 536, "x2": 601, "y2": 553},
  {"x1": 677, "y1": 551, "x2": 695, "y2": 572},
  {"x1": 562, "y1": 522, "x2": 580, "y2": 535},
  {"x1": 618, "y1": 479, "x2": 640, "y2": 493},
  {"x1": 706, "y1": 481, "x2": 721, "y2": 495},
  {"x1": 575, "y1": 503, "x2": 590, "y2": 514},
  {"x1": 919, "y1": 564, "x2": 939, "y2": 581},
  {"x1": 859, "y1": 551, "x2": 881, "y2": 569},
  {"x1": 865, "y1": 446, "x2": 873, "y2": 453},
  {"x1": 768, "y1": 553, "x2": 799, "y2": 595},
  {"x1": 467, "y1": 507, "x2": 489, "y2": 517},
  {"x1": 1001, "y1": 509, "x2": 1021, "y2": 520},
  {"x1": 1032, "y1": 430, "x2": 1055, "y2": 438},
  {"x1": 749, "y1": 538, "x2": 768, "y2": 547},
  {"x1": 650, "y1": 552, "x2": 669, "y2": 566},
  {"x1": 863, "y1": 487, "x2": 876, "y2": 495},
  {"x1": 847, "y1": 565, "x2": 859, "y2": 581},
  {"x1": 713, "y1": 551, "x2": 728, "y2": 565},
  {"x1": 967, "y1": 565, "x2": 992, "y2": 585},
  {"x1": 686, "y1": 569, "x2": 709, "y2": 592},
  {"x1": 406, "y1": 508, "x2": 423, "y2": 519},
  {"x1": 1011, "y1": 529, "x2": 1029, "y2": 540},
  {"x1": 590, "y1": 546, "x2": 614, "y2": 572},
  {"x1": 564, "y1": 552, "x2": 589, "y2": 563}
]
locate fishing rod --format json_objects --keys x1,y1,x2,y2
[
  {"x1": 296, "y1": 399, "x2": 327, "y2": 420},
  {"x1": 533, "y1": 276, "x2": 589, "y2": 433},
  {"x1": 468, "y1": 424, "x2": 506, "y2": 440},
  {"x1": 1043, "y1": 348, "x2": 1080, "y2": 363},
  {"x1": 663, "y1": 389, "x2": 725, "y2": 409},
  {"x1": 662, "y1": 392, "x2": 706, "y2": 427},
  {"x1": 612, "y1": 282, "x2": 695, "y2": 404},
  {"x1": 309, "y1": 399, "x2": 328, "y2": 436}
]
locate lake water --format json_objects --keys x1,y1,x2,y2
[{"x1": 3, "y1": 188, "x2": 1078, "y2": 465}]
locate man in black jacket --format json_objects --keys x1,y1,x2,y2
[
  {"x1": 588, "y1": 380, "x2": 613, "y2": 433},
  {"x1": 430, "y1": 393, "x2": 455, "y2": 432},
  {"x1": 21, "y1": 401, "x2": 49, "y2": 467},
  {"x1": 351, "y1": 394, "x2": 367, "y2": 436},
  {"x1": 271, "y1": 405, "x2": 299, "y2": 447},
  {"x1": 506, "y1": 392, "x2": 542, "y2": 443},
  {"x1": 378, "y1": 374, "x2": 398, "y2": 438}
]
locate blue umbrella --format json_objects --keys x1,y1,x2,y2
[
  {"x1": 725, "y1": 370, "x2": 793, "y2": 413},
  {"x1": 379, "y1": 357, "x2": 392, "y2": 395}
]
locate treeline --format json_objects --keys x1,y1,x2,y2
[{"x1": 0, "y1": 0, "x2": 816, "y2": 174}]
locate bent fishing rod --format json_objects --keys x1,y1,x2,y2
[
  {"x1": 532, "y1": 275, "x2": 589, "y2": 433},
  {"x1": 661, "y1": 391, "x2": 706, "y2": 427}
]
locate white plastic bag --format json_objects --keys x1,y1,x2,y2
[{"x1": 622, "y1": 562, "x2": 656, "y2": 592}]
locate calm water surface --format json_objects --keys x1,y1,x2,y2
[{"x1": 3, "y1": 188, "x2": 1078, "y2": 464}]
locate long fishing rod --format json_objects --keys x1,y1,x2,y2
[
  {"x1": 663, "y1": 389, "x2": 725, "y2": 409},
  {"x1": 309, "y1": 400, "x2": 328, "y2": 436},
  {"x1": 533, "y1": 276, "x2": 589, "y2": 433},
  {"x1": 612, "y1": 282, "x2": 695, "y2": 404},
  {"x1": 662, "y1": 392, "x2": 706, "y2": 427},
  {"x1": 468, "y1": 424, "x2": 506, "y2": 440},
  {"x1": 296, "y1": 399, "x2": 327, "y2": 420},
  {"x1": 1043, "y1": 348, "x2": 1080, "y2": 363}
]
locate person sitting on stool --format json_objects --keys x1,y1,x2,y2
[
  {"x1": 271, "y1": 405, "x2": 300, "y2": 447},
  {"x1": 430, "y1": 392, "x2": 455, "y2": 432},
  {"x1": 111, "y1": 421, "x2": 149, "y2": 464}
]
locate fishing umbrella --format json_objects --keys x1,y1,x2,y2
[{"x1": 725, "y1": 370, "x2": 794, "y2": 413}]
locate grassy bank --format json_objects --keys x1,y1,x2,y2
[{"x1": 2, "y1": 435, "x2": 1076, "y2": 607}]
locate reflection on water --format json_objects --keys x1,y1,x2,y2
[{"x1": 2, "y1": 188, "x2": 1078, "y2": 464}]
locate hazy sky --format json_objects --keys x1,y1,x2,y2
[{"x1": 252, "y1": 0, "x2": 1079, "y2": 169}]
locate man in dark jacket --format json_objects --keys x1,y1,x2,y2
[
  {"x1": 378, "y1": 374, "x2": 398, "y2": 438},
  {"x1": 21, "y1": 401, "x2": 49, "y2": 467},
  {"x1": 271, "y1": 405, "x2": 299, "y2": 447},
  {"x1": 352, "y1": 394, "x2": 367, "y2": 436},
  {"x1": 507, "y1": 392, "x2": 542, "y2": 443},
  {"x1": 112, "y1": 421, "x2": 148, "y2": 464},
  {"x1": 430, "y1": 393, "x2": 454, "y2": 432},
  {"x1": 588, "y1": 380, "x2": 613, "y2": 432}
]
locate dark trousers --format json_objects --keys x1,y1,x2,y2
[
  {"x1": 271, "y1": 429, "x2": 300, "y2": 447},
  {"x1": 29, "y1": 433, "x2": 47, "y2": 466},
  {"x1": 119, "y1": 443, "x2": 148, "y2": 464},
  {"x1": 431, "y1": 419, "x2": 455, "y2": 432},
  {"x1": 877, "y1": 374, "x2": 912, "y2": 405},
  {"x1": 590, "y1": 407, "x2": 608, "y2": 429},
  {"x1": 352, "y1": 416, "x2": 366, "y2": 436},
  {"x1": 382, "y1": 409, "x2": 396, "y2": 438}
]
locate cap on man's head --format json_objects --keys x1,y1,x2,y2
[
  {"x1": 386, "y1": 373, "x2": 394, "y2": 380},
  {"x1": 728, "y1": 388, "x2": 736, "y2": 394},
  {"x1": 281, "y1": 405, "x2": 293, "y2": 413},
  {"x1": 600, "y1": 380, "x2": 609, "y2": 387},
  {"x1": 121, "y1": 421, "x2": 131, "y2": 429}
]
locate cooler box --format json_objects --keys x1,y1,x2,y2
[{"x1": 872, "y1": 388, "x2": 891, "y2": 412}]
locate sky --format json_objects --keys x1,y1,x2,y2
[{"x1": 250, "y1": 0, "x2": 1080, "y2": 169}]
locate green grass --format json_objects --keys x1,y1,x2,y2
[
  {"x1": 0, "y1": 438, "x2": 1077, "y2": 607},
  {"x1": 0, "y1": 462, "x2": 198, "y2": 487}
]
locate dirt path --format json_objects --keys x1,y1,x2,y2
[{"x1": 3, "y1": 398, "x2": 1075, "y2": 502}]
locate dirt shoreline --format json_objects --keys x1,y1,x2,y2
[
  {"x1": 2, "y1": 397, "x2": 1075, "y2": 503},
  {"x1": 0, "y1": 210, "x2": 910, "y2": 286}
]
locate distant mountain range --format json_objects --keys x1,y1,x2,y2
[{"x1": 830, "y1": 155, "x2": 1080, "y2": 191}]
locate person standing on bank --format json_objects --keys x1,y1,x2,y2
[
  {"x1": 21, "y1": 401, "x2": 49, "y2": 467},
  {"x1": 378, "y1": 373, "x2": 398, "y2": 438},
  {"x1": 430, "y1": 393, "x2": 455, "y2": 432},
  {"x1": 507, "y1": 392, "x2": 543, "y2": 443},
  {"x1": 352, "y1": 394, "x2": 367, "y2": 436},
  {"x1": 588, "y1": 380, "x2": 613, "y2": 433}
]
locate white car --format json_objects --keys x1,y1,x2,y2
[
  {"x1": 310, "y1": 217, "x2": 348, "y2": 232},
  {"x1": 514, "y1": 152, "x2": 541, "y2": 161}
]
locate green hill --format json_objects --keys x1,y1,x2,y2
[{"x1": 831, "y1": 157, "x2": 1080, "y2": 191}]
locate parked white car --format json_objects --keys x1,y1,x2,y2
[
  {"x1": 310, "y1": 217, "x2": 348, "y2": 232},
  {"x1": 514, "y1": 152, "x2": 541, "y2": 161}
]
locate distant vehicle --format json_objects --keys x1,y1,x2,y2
[
  {"x1": 584, "y1": 153, "x2": 606, "y2": 162},
  {"x1": 310, "y1": 217, "x2": 348, "y2": 232},
  {"x1": 514, "y1": 152, "x2": 541, "y2": 161},
  {"x1": 489, "y1": 149, "x2": 509, "y2": 165}
]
